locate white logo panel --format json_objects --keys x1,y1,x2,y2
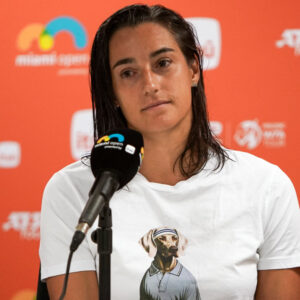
[
  {"x1": 70, "y1": 109, "x2": 94, "y2": 160},
  {"x1": 186, "y1": 17, "x2": 221, "y2": 70},
  {"x1": 125, "y1": 144, "x2": 136, "y2": 155},
  {"x1": 0, "y1": 141, "x2": 21, "y2": 168}
]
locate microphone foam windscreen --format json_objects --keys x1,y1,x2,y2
[{"x1": 90, "y1": 128, "x2": 144, "y2": 188}]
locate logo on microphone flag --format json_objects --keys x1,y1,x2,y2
[
  {"x1": 96, "y1": 132, "x2": 144, "y2": 161},
  {"x1": 140, "y1": 146, "x2": 144, "y2": 163},
  {"x1": 97, "y1": 133, "x2": 125, "y2": 144},
  {"x1": 125, "y1": 144, "x2": 136, "y2": 155},
  {"x1": 96, "y1": 133, "x2": 125, "y2": 151}
]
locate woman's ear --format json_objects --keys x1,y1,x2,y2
[{"x1": 190, "y1": 55, "x2": 200, "y2": 87}]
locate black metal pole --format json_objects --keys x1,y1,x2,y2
[{"x1": 93, "y1": 204, "x2": 112, "y2": 300}]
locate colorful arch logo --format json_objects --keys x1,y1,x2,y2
[
  {"x1": 97, "y1": 134, "x2": 125, "y2": 144},
  {"x1": 17, "y1": 16, "x2": 87, "y2": 51}
]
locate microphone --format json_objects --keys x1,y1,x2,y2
[{"x1": 70, "y1": 128, "x2": 144, "y2": 251}]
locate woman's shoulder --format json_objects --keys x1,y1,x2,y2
[
  {"x1": 44, "y1": 159, "x2": 93, "y2": 193},
  {"x1": 224, "y1": 148, "x2": 278, "y2": 173},
  {"x1": 219, "y1": 149, "x2": 293, "y2": 188}
]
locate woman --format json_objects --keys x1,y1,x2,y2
[{"x1": 40, "y1": 4, "x2": 300, "y2": 300}]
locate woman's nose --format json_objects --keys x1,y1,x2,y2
[{"x1": 142, "y1": 68, "x2": 159, "y2": 96}]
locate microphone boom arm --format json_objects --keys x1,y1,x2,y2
[{"x1": 70, "y1": 170, "x2": 119, "y2": 251}]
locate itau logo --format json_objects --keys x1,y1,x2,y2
[
  {"x1": 70, "y1": 109, "x2": 94, "y2": 160},
  {"x1": 276, "y1": 29, "x2": 300, "y2": 55},
  {"x1": 15, "y1": 16, "x2": 89, "y2": 75},
  {"x1": 185, "y1": 17, "x2": 221, "y2": 70},
  {"x1": 0, "y1": 141, "x2": 21, "y2": 168},
  {"x1": 234, "y1": 120, "x2": 286, "y2": 149},
  {"x1": 210, "y1": 121, "x2": 223, "y2": 137}
]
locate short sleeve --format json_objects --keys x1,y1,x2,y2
[
  {"x1": 39, "y1": 171, "x2": 96, "y2": 281},
  {"x1": 258, "y1": 166, "x2": 300, "y2": 270}
]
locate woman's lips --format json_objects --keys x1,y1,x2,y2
[{"x1": 141, "y1": 100, "x2": 172, "y2": 111}]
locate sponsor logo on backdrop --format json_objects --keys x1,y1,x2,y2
[
  {"x1": 70, "y1": 109, "x2": 94, "y2": 160},
  {"x1": 210, "y1": 121, "x2": 223, "y2": 137},
  {"x1": 10, "y1": 289, "x2": 35, "y2": 300},
  {"x1": 2, "y1": 212, "x2": 40, "y2": 240},
  {"x1": 234, "y1": 120, "x2": 286, "y2": 149},
  {"x1": 185, "y1": 17, "x2": 221, "y2": 70},
  {"x1": 261, "y1": 122, "x2": 286, "y2": 147},
  {"x1": 0, "y1": 141, "x2": 21, "y2": 168},
  {"x1": 234, "y1": 120, "x2": 263, "y2": 149},
  {"x1": 276, "y1": 29, "x2": 300, "y2": 55},
  {"x1": 15, "y1": 16, "x2": 89, "y2": 75}
]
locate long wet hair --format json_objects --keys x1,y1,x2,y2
[{"x1": 90, "y1": 4, "x2": 228, "y2": 177}]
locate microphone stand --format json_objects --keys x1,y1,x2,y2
[{"x1": 92, "y1": 203, "x2": 112, "y2": 300}]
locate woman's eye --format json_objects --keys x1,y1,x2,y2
[
  {"x1": 120, "y1": 69, "x2": 134, "y2": 78},
  {"x1": 158, "y1": 59, "x2": 171, "y2": 68}
]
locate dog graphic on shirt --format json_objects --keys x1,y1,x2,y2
[{"x1": 139, "y1": 227, "x2": 201, "y2": 300}]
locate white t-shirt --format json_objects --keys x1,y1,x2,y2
[{"x1": 39, "y1": 150, "x2": 300, "y2": 300}]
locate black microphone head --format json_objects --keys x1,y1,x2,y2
[{"x1": 90, "y1": 128, "x2": 144, "y2": 188}]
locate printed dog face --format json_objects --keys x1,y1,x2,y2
[
  {"x1": 139, "y1": 227, "x2": 188, "y2": 258},
  {"x1": 155, "y1": 233, "x2": 179, "y2": 258}
]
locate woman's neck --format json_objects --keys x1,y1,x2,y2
[{"x1": 138, "y1": 130, "x2": 190, "y2": 186}]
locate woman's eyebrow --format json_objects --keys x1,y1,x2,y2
[
  {"x1": 112, "y1": 47, "x2": 174, "y2": 69},
  {"x1": 150, "y1": 47, "x2": 174, "y2": 58},
  {"x1": 112, "y1": 57, "x2": 135, "y2": 69}
]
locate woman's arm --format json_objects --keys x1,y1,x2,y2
[
  {"x1": 46, "y1": 271, "x2": 99, "y2": 300},
  {"x1": 255, "y1": 268, "x2": 300, "y2": 300}
]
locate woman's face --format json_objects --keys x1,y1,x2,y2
[{"x1": 109, "y1": 22, "x2": 199, "y2": 138}]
